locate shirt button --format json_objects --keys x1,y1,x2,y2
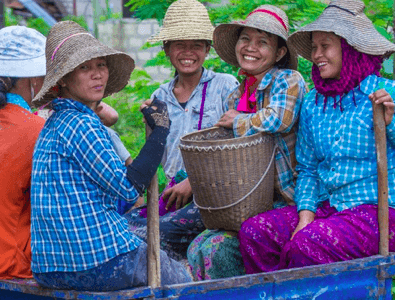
[
  {"x1": 328, "y1": 190, "x2": 332, "y2": 195},
  {"x1": 331, "y1": 167, "x2": 335, "y2": 171},
  {"x1": 185, "y1": 108, "x2": 188, "y2": 112},
  {"x1": 335, "y1": 136, "x2": 340, "y2": 141}
]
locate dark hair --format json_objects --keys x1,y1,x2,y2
[
  {"x1": 275, "y1": 37, "x2": 291, "y2": 69},
  {"x1": 0, "y1": 77, "x2": 19, "y2": 109},
  {"x1": 236, "y1": 27, "x2": 291, "y2": 70}
]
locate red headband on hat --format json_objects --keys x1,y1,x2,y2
[{"x1": 247, "y1": 9, "x2": 288, "y2": 31}]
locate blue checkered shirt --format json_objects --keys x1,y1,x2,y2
[
  {"x1": 31, "y1": 98, "x2": 141, "y2": 273},
  {"x1": 295, "y1": 75, "x2": 395, "y2": 212}
]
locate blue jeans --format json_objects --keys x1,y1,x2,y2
[{"x1": 33, "y1": 242, "x2": 191, "y2": 291}]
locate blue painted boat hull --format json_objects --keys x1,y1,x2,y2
[{"x1": 0, "y1": 254, "x2": 393, "y2": 299}]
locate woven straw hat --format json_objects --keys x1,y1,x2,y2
[
  {"x1": 213, "y1": 5, "x2": 298, "y2": 70},
  {"x1": 147, "y1": 0, "x2": 214, "y2": 43},
  {"x1": 33, "y1": 21, "x2": 135, "y2": 107},
  {"x1": 288, "y1": 0, "x2": 395, "y2": 61}
]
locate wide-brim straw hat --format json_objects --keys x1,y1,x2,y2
[
  {"x1": 214, "y1": 5, "x2": 298, "y2": 70},
  {"x1": 147, "y1": 0, "x2": 214, "y2": 43},
  {"x1": 33, "y1": 21, "x2": 135, "y2": 107},
  {"x1": 288, "y1": 0, "x2": 395, "y2": 61},
  {"x1": 0, "y1": 26, "x2": 46, "y2": 77}
]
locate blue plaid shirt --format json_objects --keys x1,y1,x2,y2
[
  {"x1": 31, "y1": 98, "x2": 141, "y2": 273},
  {"x1": 295, "y1": 75, "x2": 395, "y2": 212}
]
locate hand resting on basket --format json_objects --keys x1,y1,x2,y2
[{"x1": 215, "y1": 109, "x2": 241, "y2": 128}]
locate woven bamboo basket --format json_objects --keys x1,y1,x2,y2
[{"x1": 179, "y1": 127, "x2": 275, "y2": 231}]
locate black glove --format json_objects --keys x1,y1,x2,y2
[
  {"x1": 127, "y1": 98, "x2": 170, "y2": 195},
  {"x1": 141, "y1": 98, "x2": 170, "y2": 131}
]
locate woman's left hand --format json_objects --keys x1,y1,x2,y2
[
  {"x1": 215, "y1": 109, "x2": 241, "y2": 129},
  {"x1": 369, "y1": 89, "x2": 395, "y2": 126}
]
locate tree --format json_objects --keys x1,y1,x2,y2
[{"x1": 126, "y1": 0, "x2": 394, "y2": 87}]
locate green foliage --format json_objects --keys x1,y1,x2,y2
[
  {"x1": 26, "y1": 17, "x2": 51, "y2": 36},
  {"x1": 128, "y1": 0, "x2": 393, "y2": 85},
  {"x1": 61, "y1": 15, "x2": 89, "y2": 30}
]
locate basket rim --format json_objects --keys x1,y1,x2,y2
[{"x1": 180, "y1": 127, "x2": 272, "y2": 149}]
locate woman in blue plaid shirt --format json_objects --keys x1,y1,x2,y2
[
  {"x1": 30, "y1": 21, "x2": 191, "y2": 291},
  {"x1": 238, "y1": 0, "x2": 395, "y2": 275}
]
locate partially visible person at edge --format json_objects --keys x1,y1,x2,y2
[
  {"x1": 187, "y1": 5, "x2": 308, "y2": 280},
  {"x1": 237, "y1": 0, "x2": 395, "y2": 275},
  {"x1": 125, "y1": 0, "x2": 239, "y2": 261},
  {"x1": 0, "y1": 26, "x2": 46, "y2": 279},
  {"x1": 30, "y1": 21, "x2": 191, "y2": 292}
]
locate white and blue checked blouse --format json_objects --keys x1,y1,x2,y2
[
  {"x1": 31, "y1": 98, "x2": 141, "y2": 273},
  {"x1": 295, "y1": 75, "x2": 395, "y2": 213},
  {"x1": 153, "y1": 68, "x2": 239, "y2": 178}
]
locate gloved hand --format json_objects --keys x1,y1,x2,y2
[{"x1": 141, "y1": 98, "x2": 170, "y2": 131}]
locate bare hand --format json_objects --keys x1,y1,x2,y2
[
  {"x1": 163, "y1": 178, "x2": 193, "y2": 210},
  {"x1": 291, "y1": 210, "x2": 315, "y2": 240},
  {"x1": 95, "y1": 102, "x2": 119, "y2": 127},
  {"x1": 369, "y1": 89, "x2": 395, "y2": 126},
  {"x1": 215, "y1": 109, "x2": 241, "y2": 129}
]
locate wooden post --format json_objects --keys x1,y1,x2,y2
[
  {"x1": 73, "y1": 0, "x2": 77, "y2": 16},
  {"x1": 373, "y1": 103, "x2": 389, "y2": 256},
  {"x1": 92, "y1": 0, "x2": 99, "y2": 38},
  {"x1": 145, "y1": 125, "x2": 161, "y2": 288}
]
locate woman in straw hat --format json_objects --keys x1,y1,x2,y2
[
  {"x1": 0, "y1": 25, "x2": 46, "y2": 279},
  {"x1": 30, "y1": 21, "x2": 191, "y2": 291},
  {"x1": 126, "y1": 0, "x2": 239, "y2": 261},
  {"x1": 237, "y1": 0, "x2": 395, "y2": 275},
  {"x1": 187, "y1": 5, "x2": 308, "y2": 280}
]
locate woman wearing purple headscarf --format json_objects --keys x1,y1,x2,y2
[{"x1": 238, "y1": 0, "x2": 395, "y2": 274}]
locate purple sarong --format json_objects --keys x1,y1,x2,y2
[{"x1": 238, "y1": 201, "x2": 395, "y2": 274}]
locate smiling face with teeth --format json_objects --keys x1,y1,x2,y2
[
  {"x1": 165, "y1": 40, "x2": 210, "y2": 77},
  {"x1": 311, "y1": 31, "x2": 342, "y2": 80},
  {"x1": 235, "y1": 28, "x2": 287, "y2": 77}
]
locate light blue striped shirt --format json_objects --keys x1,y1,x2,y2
[
  {"x1": 152, "y1": 68, "x2": 239, "y2": 178},
  {"x1": 295, "y1": 75, "x2": 395, "y2": 212}
]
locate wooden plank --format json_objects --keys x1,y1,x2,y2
[
  {"x1": 145, "y1": 124, "x2": 161, "y2": 288},
  {"x1": 372, "y1": 103, "x2": 389, "y2": 256}
]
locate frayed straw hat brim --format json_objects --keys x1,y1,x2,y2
[
  {"x1": 214, "y1": 22, "x2": 298, "y2": 70},
  {"x1": 288, "y1": 0, "x2": 395, "y2": 61},
  {"x1": 147, "y1": 0, "x2": 214, "y2": 43},
  {"x1": 33, "y1": 21, "x2": 135, "y2": 107}
]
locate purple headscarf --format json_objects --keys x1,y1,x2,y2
[{"x1": 312, "y1": 38, "x2": 383, "y2": 111}]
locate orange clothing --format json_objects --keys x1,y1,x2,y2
[{"x1": 0, "y1": 104, "x2": 44, "y2": 279}]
